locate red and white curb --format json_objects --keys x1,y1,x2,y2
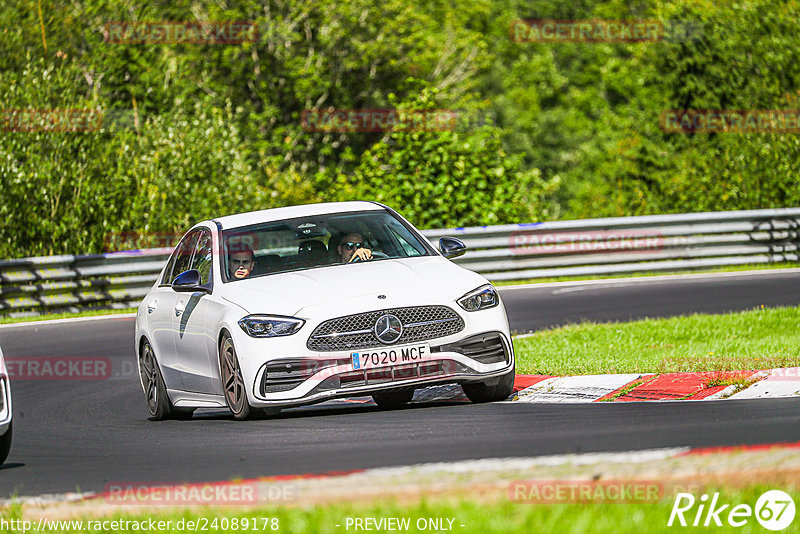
[
  {"x1": 510, "y1": 368, "x2": 800, "y2": 403},
  {"x1": 511, "y1": 373, "x2": 643, "y2": 403},
  {"x1": 324, "y1": 367, "x2": 800, "y2": 406}
]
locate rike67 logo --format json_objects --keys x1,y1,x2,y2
[{"x1": 668, "y1": 490, "x2": 795, "y2": 530}]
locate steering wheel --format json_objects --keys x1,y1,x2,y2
[{"x1": 349, "y1": 251, "x2": 388, "y2": 263}]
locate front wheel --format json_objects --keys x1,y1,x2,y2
[
  {"x1": 220, "y1": 333, "x2": 254, "y2": 420},
  {"x1": 462, "y1": 365, "x2": 515, "y2": 404}
]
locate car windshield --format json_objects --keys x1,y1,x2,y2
[{"x1": 221, "y1": 210, "x2": 433, "y2": 282}]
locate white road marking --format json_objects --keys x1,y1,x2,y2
[
  {"x1": 512, "y1": 374, "x2": 644, "y2": 403},
  {"x1": 727, "y1": 368, "x2": 800, "y2": 399}
]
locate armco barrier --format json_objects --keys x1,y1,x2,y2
[
  {"x1": 1, "y1": 209, "x2": 799, "y2": 316},
  {"x1": 424, "y1": 208, "x2": 800, "y2": 281},
  {"x1": 0, "y1": 249, "x2": 172, "y2": 316}
]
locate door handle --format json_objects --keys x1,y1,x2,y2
[
  {"x1": 174, "y1": 303, "x2": 185, "y2": 317},
  {"x1": 147, "y1": 300, "x2": 157, "y2": 314}
]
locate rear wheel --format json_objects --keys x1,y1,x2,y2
[
  {"x1": 462, "y1": 365, "x2": 515, "y2": 404},
  {"x1": 0, "y1": 422, "x2": 12, "y2": 464},
  {"x1": 220, "y1": 333, "x2": 254, "y2": 420},
  {"x1": 139, "y1": 340, "x2": 173, "y2": 420},
  {"x1": 372, "y1": 388, "x2": 414, "y2": 409}
]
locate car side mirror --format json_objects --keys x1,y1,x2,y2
[
  {"x1": 438, "y1": 237, "x2": 467, "y2": 259},
  {"x1": 171, "y1": 269, "x2": 208, "y2": 293}
]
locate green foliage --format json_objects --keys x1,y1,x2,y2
[
  {"x1": 346, "y1": 84, "x2": 559, "y2": 228},
  {"x1": 1, "y1": 0, "x2": 799, "y2": 258}
]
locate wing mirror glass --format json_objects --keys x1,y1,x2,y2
[
  {"x1": 171, "y1": 269, "x2": 208, "y2": 292},
  {"x1": 438, "y1": 237, "x2": 467, "y2": 259}
]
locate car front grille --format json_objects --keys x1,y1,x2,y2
[
  {"x1": 433, "y1": 332, "x2": 509, "y2": 364},
  {"x1": 306, "y1": 305, "x2": 465, "y2": 352}
]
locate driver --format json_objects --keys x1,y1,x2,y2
[
  {"x1": 337, "y1": 233, "x2": 372, "y2": 263},
  {"x1": 229, "y1": 244, "x2": 255, "y2": 279}
]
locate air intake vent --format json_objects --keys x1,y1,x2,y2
[
  {"x1": 260, "y1": 359, "x2": 319, "y2": 394},
  {"x1": 434, "y1": 332, "x2": 508, "y2": 364}
]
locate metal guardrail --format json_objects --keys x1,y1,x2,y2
[
  {"x1": 0, "y1": 249, "x2": 172, "y2": 316},
  {"x1": 425, "y1": 208, "x2": 800, "y2": 281},
  {"x1": 1, "y1": 208, "x2": 799, "y2": 316}
]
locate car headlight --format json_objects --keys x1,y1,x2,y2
[
  {"x1": 238, "y1": 315, "x2": 305, "y2": 337},
  {"x1": 457, "y1": 284, "x2": 499, "y2": 311}
]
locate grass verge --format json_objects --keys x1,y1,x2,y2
[
  {"x1": 512, "y1": 304, "x2": 800, "y2": 375},
  {"x1": 3, "y1": 485, "x2": 797, "y2": 534}
]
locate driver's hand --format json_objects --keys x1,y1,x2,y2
[{"x1": 349, "y1": 248, "x2": 373, "y2": 262}]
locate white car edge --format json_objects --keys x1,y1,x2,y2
[
  {"x1": 135, "y1": 201, "x2": 515, "y2": 420},
  {"x1": 0, "y1": 345, "x2": 12, "y2": 463}
]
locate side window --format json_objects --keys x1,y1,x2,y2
[
  {"x1": 190, "y1": 230, "x2": 213, "y2": 286},
  {"x1": 161, "y1": 253, "x2": 178, "y2": 286},
  {"x1": 163, "y1": 231, "x2": 199, "y2": 284},
  {"x1": 387, "y1": 226, "x2": 424, "y2": 257}
]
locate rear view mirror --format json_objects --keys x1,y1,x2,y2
[
  {"x1": 439, "y1": 237, "x2": 467, "y2": 259},
  {"x1": 171, "y1": 269, "x2": 208, "y2": 292}
]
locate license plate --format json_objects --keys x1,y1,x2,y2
[{"x1": 351, "y1": 343, "x2": 431, "y2": 371}]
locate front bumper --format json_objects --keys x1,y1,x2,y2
[{"x1": 245, "y1": 330, "x2": 514, "y2": 408}]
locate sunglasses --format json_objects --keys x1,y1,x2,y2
[{"x1": 342, "y1": 242, "x2": 364, "y2": 251}]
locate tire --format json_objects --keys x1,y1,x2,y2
[
  {"x1": 220, "y1": 332, "x2": 254, "y2": 420},
  {"x1": 139, "y1": 340, "x2": 173, "y2": 420},
  {"x1": 0, "y1": 422, "x2": 12, "y2": 465},
  {"x1": 372, "y1": 388, "x2": 414, "y2": 409},
  {"x1": 462, "y1": 365, "x2": 515, "y2": 404}
]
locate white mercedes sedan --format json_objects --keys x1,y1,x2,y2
[{"x1": 135, "y1": 201, "x2": 515, "y2": 420}]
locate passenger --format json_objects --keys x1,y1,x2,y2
[
  {"x1": 229, "y1": 244, "x2": 255, "y2": 279},
  {"x1": 337, "y1": 233, "x2": 372, "y2": 263}
]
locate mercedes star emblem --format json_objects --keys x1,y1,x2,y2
[{"x1": 374, "y1": 314, "x2": 403, "y2": 344}]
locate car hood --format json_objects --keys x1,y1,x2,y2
[{"x1": 219, "y1": 256, "x2": 487, "y2": 318}]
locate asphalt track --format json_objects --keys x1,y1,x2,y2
[{"x1": 2, "y1": 270, "x2": 800, "y2": 498}]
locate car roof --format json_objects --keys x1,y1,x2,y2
[{"x1": 211, "y1": 201, "x2": 385, "y2": 230}]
